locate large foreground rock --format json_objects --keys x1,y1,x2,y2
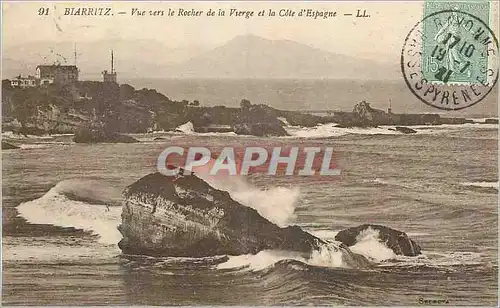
[
  {"x1": 335, "y1": 224, "x2": 421, "y2": 256},
  {"x1": 74, "y1": 128, "x2": 139, "y2": 143},
  {"x1": 118, "y1": 172, "x2": 320, "y2": 256},
  {"x1": 117, "y1": 170, "x2": 370, "y2": 268}
]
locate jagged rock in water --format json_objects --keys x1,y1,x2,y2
[
  {"x1": 232, "y1": 102, "x2": 289, "y2": 136},
  {"x1": 393, "y1": 126, "x2": 417, "y2": 134},
  {"x1": 352, "y1": 101, "x2": 391, "y2": 127},
  {"x1": 335, "y1": 224, "x2": 421, "y2": 256},
  {"x1": 73, "y1": 127, "x2": 139, "y2": 143},
  {"x1": 2, "y1": 141, "x2": 19, "y2": 150},
  {"x1": 117, "y1": 170, "x2": 371, "y2": 268},
  {"x1": 484, "y1": 118, "x2": 499, "y2": 124},
  {"x1": 281, "y1": 112, "x2": 326, "y2": 127}
]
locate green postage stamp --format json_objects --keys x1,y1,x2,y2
[
  {"x1": 401, "y1": 1, "x2": 498, "y2": 110},
  {"x1": 422, "y1": 1, "x2": 490, "y2": 83}
]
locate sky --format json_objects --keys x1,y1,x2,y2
[
  {"x1": 1, "y1": 1, "x2": 434, "y2": 61},
  {"x1": 1, "y1": 1, "x2": 498, "y2": 115}
]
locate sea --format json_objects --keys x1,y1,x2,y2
[
  {"x1": 2, "y1": 122, "x2": 498, "y2": 306},
  {"x1": 1, "y1": 79, "x2": 499, "y2": 306},
  {"x1": 123, "y1": 78, "x2": 499, "y2": 117}
]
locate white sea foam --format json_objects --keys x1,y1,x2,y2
[
  {"x1": 309, "y1": 229, "x2": 339, "y2": 240},
  {"x1": 277, "y1": 117, "x2": 290, "y2": 126},
  {"x1": 18, "y1": 144, "x2": 49, "y2": 149},
  {"x1": 230, "y1": 184, "x2": 300, "y2": 228},
  {"x1": 17, "y1": 181, "x2": 122, "y2": 247},
  {"x1": 195, "y1": 167, "x2": 300, "y2": 227},
  {"x1": 217, "y1": 250, "x2": 306, "y2": 271},
  {"x1": 466, "y1": 117, "x2": 498, "y2": 123},
  {"x1": 378, "y1": 251, "x2": 485, "y2": 268},
  {"x1": 285, "y1": 123, "x2": 414, "y2": 138},
  {"x1": 1, "y1": 131, "x2": 55, "y2": 140},
  {"x1": 173, "y1": 121, "x2": 236, "y2": 137},
  {"x1": 285, "y1": 121, "x2": 498, "y2": 139},
  {"x1": 217, "y1": 242, "x2": 347, "y2": 271},
  {"x1": 175, "y1": 122, "x2": 195, "y2": 134},
  {"x1": 349, "y1": 227, "x2": 397, "y2": 262},
  {"x1": 460, "y1": 181, "x2": 499, "y2": 189}
]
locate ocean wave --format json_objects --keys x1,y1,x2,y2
[
  {"x1": 411, "y1": 123, "x2": 498, "y2": 130},
  {"x1": 17, "y1": 142, "x2": 71, "y2": 149},
  {"x1": 466, "y1": 117, "x2": 499, "y2": 123},
  {"x1": 285, "y1": 123, "x2": 401, "y2": 138},
  {"x1": 460, "y1": 181, "x2": 499, "y2": 190},
  {"x1": 216, "y1": 242, "x2": 347, "y2": 272},
  {"x1": 378, "y1": 251, "x2": 486, "y2": 269},
  {"x1": 193, "y1": 166, "x2": 301, "y2": 227},
  {"x1": 361, "y1": 178, "x2": 423, "y2": 190},
  {"x1": 285, "y1": 122, "x2": 498, "y2": 139},
  {"x1": 17, "y1": 180, "x2": 123, "y2": 246},
  {"x1": 2, "y1": 237, "x2": 120, "y2": 264},
  {"x1": 348, "y1": 227, "x2": 397, "y2": 262},
  {"x1": 2, "y1": 131, "x2": 53, "y2": 140},
  {"x1": 18, "y1": 144, "x2": 50, "y2": 149},
  {"x1": 173, "y1": 121, "x2": 237, "y2": 137}
]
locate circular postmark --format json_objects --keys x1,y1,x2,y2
[{"x1": 401, "y1": 9, "x2": 499, "y2": 110}]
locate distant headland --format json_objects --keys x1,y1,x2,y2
[{"x1": 2, "y1": 51, "x2": 497, "y2": 141}]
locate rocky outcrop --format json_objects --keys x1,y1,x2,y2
[
  {"x1": 2, "y1": 141, "x2": 19, "y2": 150},
  {"x1": 280, "y1": 111, "x2": 328, "y2": 127},
  {"x1": 393, "y1": 126, "x2": 417, "y2": 134},
  {"x1": 332, "y1": 101, "x2": 445, "y2": 127},
  {"x1": 73, "y1": 127, "x2": 139, "y2": 143},
  {"x1": 440, "y1": 117, "x2": 470, "y2": 125},
  {"x1": 117, "y1": 171, "x2": 371, "y2": 268},
  {"x1": 232, "y1": 101, "x2": 289, "y2": 137},
  {"x1": 352, "y1": 101, "x2": 390, "y2": 126},
  {"x1": 484, "y1": 118, "x2": 499, "y2": 124},
  {"x1": 335, "y1": 224, "x2": 421, "y2": 256}
]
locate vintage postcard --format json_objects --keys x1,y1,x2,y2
[{"x1": 1, "y1": 0, "x2": 498, "y2": 306}]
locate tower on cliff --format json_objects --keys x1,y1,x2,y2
[{"x1": 102, "y1": 50, "x2": 117, "y2": 84}]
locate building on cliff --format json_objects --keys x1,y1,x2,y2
[
  {"x1": 102, "y1": 50, "x2": 117, "y2": 84},
  {"x1": 10, "y1": 75, "x2": 37, "y2": 88},
  {"x1": 36, "y1": 65, "x2": 79, "y2": 85}
]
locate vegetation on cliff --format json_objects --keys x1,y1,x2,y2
[
  {"x1": 2, "y1": 80, "x2": 481, "y2": 138},
  {"x1": 2, "y1": 80, "x2": 189, "y2": 135}
]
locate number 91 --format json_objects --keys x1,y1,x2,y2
[{"x1": 38, "y1": 7, "x2": 49, "y2": 15}]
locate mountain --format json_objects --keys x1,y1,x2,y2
[
  {"x1": 2, "y1": 35, "x2": 399, "y2": 80},
  {"x1": 164, "y1": 35, "x2": 399, "y2": 79}
]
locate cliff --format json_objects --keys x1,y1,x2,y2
[
  {"x1": 2, "y1": 80, "x2": 479, "y2": 137},
  {"x1": 1, "y1": 81, "x2": 181, "y2": 135},
  {"x1": 333, "y1": 101, "x2": 445, "y2": 127}
]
